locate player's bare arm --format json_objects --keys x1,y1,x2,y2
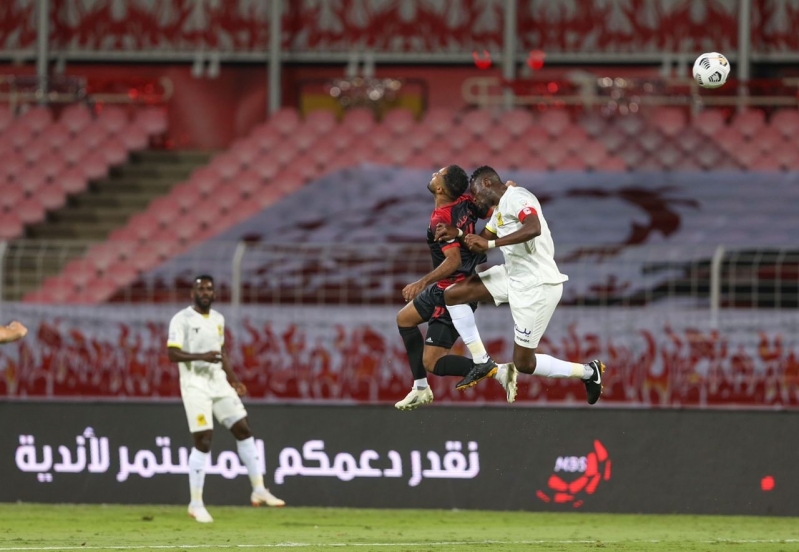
[
  {"x1": 402, "y1": 246, "x2": 462, "y2": 302},
  {"x1": 464, "y1": 215, "x2": 541, "y2": 254},
  {"x1": 0, "y1": 321, "x2": 28, "y2": 343},
  {"x1": 221, "y1": 345, "x2": 247, "y2": 396},
  {"x1": 167, "y1": 347, "x2": 222, "y2": 364}
]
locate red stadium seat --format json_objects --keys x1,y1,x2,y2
[
  {"x1": 79, "y1": 123, "x2": 110, "y2": 150},
  {"x1": 637, "y1": 129, "x2": 664, "y2": 153},
  {"x1": 305, "y1": 109, "x2": 337, "y2": 133},
  {"x1": 19, "y1": 106, "x2": 53, "y2": 135},
  {"x1": 383, "y1": 108, "x2": 416, "y2": 135},
  {"x1": 251, "y1": 125, "x2": 282, "y2": 151},
  {"x1": 364, "y1": 125, "x2": 394, "y2": 153},
  {"x1": 270, "y1": 141, "x2": 299, "y2": 168},
  {"x1": 97, "y1": 106, "x2": 129, "y2": 134},
  {"x1": 60, "y1": 104, "x2": 93, "y2": 134},
  {"x1": 559, "y1": 126, "x2": 588, "y2": 152},
  {"x1": 732, "y1": 109, "x2": 766, "y2": 138},
  {"x1": 692, "y1": 109, "x2": 727, "y2": 136},
  {"x1": 22, "y1": 137, "x2": 50, "y2": 165},
  {"x1": 291, "y1": 125, "x2": 319, "y2": 153},
  {"x1": 8, "y1": 121, "x2": 33, "y2": 150},
  {"x1": 59, "y1": 167, "x2": 88, "y2": 195},
  {"x1": 137, "y1": 106, "x2": 168, "y2": 135},
  {"x1": 0, "y1": 183, "x2": 24, "y2": 212},
  {"x1": 674, "y1": 128, "x2": 706, "y2": 153},
  {"x1": 190, "y1": 167, "x2": 222, "y2": 197},
  {"x1": 250, "y1": 156, "x2": 281, "y2": 180},
  {"x1": 126, "y1": 212, "x2": 161, "y2": 241},
  {"x1": 60, "y1": 140, "x2": 88, "y2": 165},
  {"x1": 448, "y1": 129, "x2": 473, "y2": 153},
  {"x1": 107, "y1": 225, "x2": 140, "y2": 244},
  {"x1": 169, "y1": 182, "x2": 202, "y2": 212},
  {"x1": 595, "y1": 156, "x2": 627, "y2": 171},
  {"x1": 613, "y1": 115, "x2": 645, "y2": 136},
  {"x1": 618, "y1": 144, "x2": 647, "y2": 169},
  {"x1": 486, "y1": 126, "x2": 513, "y2": 153},
  {"x1": 269, "y1": 107, "x2": 300, "y2": 135},
  {"x1": 86, "y1": 242, "x2": 124, "y2": 271},
  {"x1": 520, "y1": 127, "x2": 550, "y2": 154},
  {"x1": 236, "y1": 169, "x2": 266, "y2": 197},
  {"x1": 751, "y1": 126, "x2": 784, "y2": 153},
  {"x1": 558, "y1": 154, "x2": 587, "y2": 171},
  {"x1": 596, "y1": 127, "x2": 627, "y2": 154},
  {"x1": 43, "y1": 123, "x2": 72, "y2": 150},
  {"x1": 118, "y1": 123, "x2": 150, "y2": 151},
  {"x1": 0, "y1": 104, "x2": 12, "y2": 132},
  {"x1": 498, "y1": 141, "x2": 534, "y2": 170},
  {"x1": 16, "y1": 197, "x2": 46, "y2": 224},
  {"x1": 230, "y1": 139, "x2": 260, "y2": 167},
  {"x1": 580, "y1": 141, "x2": 608, "y2": 169},
  {"x1": 105, "y1": 262, "x2": 140, "y2": 287},
  {"x1": 539, "y1": 110, "x2": 571, "y2": 137},
  {"x1": 422, "y1": 108, "x2": 456, "y2": 136},
  {"x1": 650, "y1": 107, "x2": 687, "y2": 137},
  {"x1": 342, "y1": 108, "x2": 376, "y2": 135},
  {"x1": 0, "y1": 211, "x2": 23, "y2": 239},
  {"x1": 460, "y1": 109, "x2": 494, "y2": 136},
  {"x1": 99, "y1": 138, "x2": 128, "y2": 166},
  {"x1": 498, "y1": 108, "x2": 534, "y2": 137},
  {"x1": 38, "y1": 184, "x2": 66, "y2": 211},
  {"x1": 209, "y1": 152, "x2": 242, "y2": 182},
  {"x1": 0, "y1": 152, "x2": 24, "y2": 180},
  {"x1": 16, "y1": 166, "x2": 48, "y2": 194},
  {"x1": 769, "y1": 109, "x2": 799, "y2": 138},
  {"x1": 216, "y1": 185, "x2": 244, "y2": 213},
  {"x1": 578, "y1": 112, "x2": 607, "y2": 138},
  {"x1": 81, "y1": 151, "x2": 111, "y2": 180},
  {"x1": 745, "y1": 153, "x2": 780, "y2": 171},
  {"x1": 712, "y1": 126, "x2": 744, "y2": 154}
]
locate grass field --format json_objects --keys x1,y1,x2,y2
[{"x1": 1, "y1": 504, "x2": 798, "y2": 551}]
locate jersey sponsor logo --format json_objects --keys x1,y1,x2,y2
[
  {"x1": 514, "y1": 324, "x2": 532, "y2": 336},
  {"x1": 496, "y1": 213, "x2": 504, "y2": 227},
  {"x1": 192, "y1": 327, "x2": 200, "y2": 334},
  {"x1": 196, "y1": 414, "x2": 208, "y2": 427}
]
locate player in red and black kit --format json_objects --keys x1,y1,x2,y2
[{"x1": 395, "y1": 165, "x2": 511, "y2": 410}]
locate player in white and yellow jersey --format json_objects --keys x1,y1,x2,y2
[
  {"x1": 435, "y1": 167, "x2": 605, "y2": 404},
  {"x1": 167, "y1": 275, "x2": 284, "y2": 523}
]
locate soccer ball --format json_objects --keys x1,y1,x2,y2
[{"x1": 692, "y1": 52, "x2": 730, "y2": 89}]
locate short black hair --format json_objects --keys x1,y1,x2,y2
[
  {"x1": 470, "y1": 165, "x2": 502, "y2": 186},
  {"x1": 442, "y1": 165, "x2": 468, "y2": 198},
  {"x1": 193, "y1": 274, "x2": 214, "y2": 285}
]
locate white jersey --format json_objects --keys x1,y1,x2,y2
[
  {"x1": 167, "y1": 306, "x2": 225, "y2": 378},
  {"x1": 484, "y1": 186, "x2": 568, "y2": 287}
]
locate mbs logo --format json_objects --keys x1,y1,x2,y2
[{"x1": 535, "y1": 440, "x2": 611, "y2": 508}]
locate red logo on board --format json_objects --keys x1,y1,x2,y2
[{"x1": 535, "y1": 440, "x2": 611, "y2": 508}]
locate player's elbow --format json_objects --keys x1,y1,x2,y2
[{"x1": 167, "y1": 348, "x2": 180, "y2": 362}]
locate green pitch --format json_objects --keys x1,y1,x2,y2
[{"x1": 1, "y1": 504, "x2": 798, "y2": 551}]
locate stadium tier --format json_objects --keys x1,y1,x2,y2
[{"x1": 9, "y1": 105, "x2": 799, "y2": 304}]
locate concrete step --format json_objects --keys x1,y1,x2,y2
[
  {"x1": 114, "y1": 163, "x2": 196, "y2": 180},
  {"x1": 68, "y1": 192, "x2": 154, "y2": 210},
  {"x1": 131, "y1": 150, "x2": 213, "y2": 165},
  {"x1": 88, "y1": 177, "x2": 175, "y2": 194},
  {"x1": 49, "y1": 207, "x2": 137, "y2": 225},
  {"x1": 26, "y1": 221, "x2": 122, "y2": 240}
]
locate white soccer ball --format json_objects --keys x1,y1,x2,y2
[{"x1": 692, "y1": 52, "x2": 730, "y2": 89}]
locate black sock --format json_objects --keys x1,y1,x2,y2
[
  {"x1": 433, "y1": 355, "x2": 473, "y2": 377},
  {"x1": 399, "y1": 326, "x2": 427, "y2": 381}
]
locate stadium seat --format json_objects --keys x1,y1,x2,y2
[
  {"x1": 8, "y1": 121, "x2": 33, "y2": 150},
  {"x1": 291, "y1": 125, "x2": 319, "y2": 153},
  {"x1": 60, "y1": 103, "x2": 93, "y2": 133},
  {"x1": 578, "y1": 112, "x2": 607, "y2": 138},
  {"x1": 711, "y1": 126, "x2": 743, "y2": 154},
  {"x1": 486, "y1": 126, "x2": 513, "y2": 153},
  {"x1": 22, "y1": 137, "x2": 50, "y2": 165},
  {"x1": 99, "y1": 138, "x2": 128, "y2": 166},
  {"x1": 97, "y1": 106, "x2": 129, "y2": 134},
  {"x1": 613, "y1": 115, "x2": 645, "y2": 136},
  {"x1": 559, "y1": 126, "x2": 588, "y2": 152},
  {"x1": 60, "y1": 140, "x2": 88, "y2": 165},
  {"x1": 448, "y1": 129, "x2": 473, "y2": 152},
  {"x1": 0, "y1": 104, "x2": 12, "y2": 132},
  {"x1": 16, "y1": 197, "x2": 46, "y2": 224},
  {"x1": 596, "y1": 127, "x2": 626, "y2": 153},
  {"x1": 751, "y1": 127, "x2": 784, "y2": 153},
  {"x1": 44, "y1": 123, "x2": 73, "y2": 150},
  {"x1": 498, "y1": 108, "x2": 534, "y2": 137},
  {"x1": 0, "y1": 152, "x2": 24, "y2": 180},
  {"x1": 732, "y1": 109, "x2": 766, "y2": 138},
  {"x1": 0, "y1": 211, "x2": 23, "y2": 240},
  {"x1": 650, "y1": 107, "x2": 687, "y2": 137},
  {"x1": 208, "y1": 152, "x2": 241, "y2": 182},
  {"x1": 618, "y1": 144, "x2": 646, "y2": 168},
  {"x1": 305, "y1": 109, "x2": 338, "y2": 134},
  {"x1": 366, "y1": 126, "x2": 395, "y2": 153},
  {"x1": 105, "y1": 263, "x2": 140, "y2": 288},
  {"x1": 595, "y1": 156, "x2": 627, "y2": 171},
  {"x1": 216, "y1": 185, "x2": 243, "y2": 213},
  {"x1": 342, "y1": 108, "x2": 376, "y2": 135},
  {"x1": 119, "y1": 123, "x2": 150, "y2": 151},
  {"x1": 269, "y1": 107, "x2": 300, "y2": 135},
  {"x1": 190, "y1": 167, "x2": 222, "y2": 197},
  {"x1": 270, "y1": 141, "x2": 299, "y2": 168},
  {"x1": 250, "y1": 156, "x2": 281, "y2": 180},
  {"x1": 674, "y1": 128, "x2": 705, "y2": 153},
  {"x1": 126, "y1": 212, "x2": 161, "y2": 241},
  {"x1": 769, "y1": 109, "x2": 799, "y2": 138},
  {"x1": 81, "y1": 151, "x2": 111, "y2": 181},
  {"x1": 79, "y1": 123, "x2": 110, "y2": 150},
  {"x1": 461, "y1": 109, "x2": 494, "y2": 136},
  {"x1": 0, "y1": 183, "x2": 24, "y2": 212},
  {"x1": 20, "y1": 106, "x2": 53, "y2": 135},
  {"x1": 539, "y1": 110, "x2": 571, "y2": 136},
  {"x1": 137, "y1": 106, "x2": 168, "y2": 135},
  {"x1": 250, "y1": 125, "x2": 282, "y2": 151},
  {"x1": 236, "y1": 169, "x2": 265, "y2": 197},
  {"x1": 38, "y1": 184, "x2": 66, "y2": 211},
  {"x1": 746, "y1": 153, "x2": 779, "y2": 171},
  {"x1": 558, "y1": 154, "x2": 587, "y2": 171},
  {"x1": 522, "y1": 127, "x2": 551, "y2": 154},
  {"x1": 383, "y1": 108, "x2": 416, "y2": 135},
  {"x1": 692, "y1": 109, "x2": 727, "y2": 136},
  {"x1": 16, "y1": 166, "x2": 48, "y2": 194},
  {"x1": 498, "y1": 141, "x2": 534, "y2": 170},
  {"x1": 422, "y1": 108, "x2": 456, "y2": 136},
  {"x1": 638, "y1": 129, "x2": 664, "y2": 153},
  {"x1": 59, "y1": 167, "x2": 88, "y2": 195},
  {"x1": 580, "y1": 141, "x2": 608, "y2": 168}
]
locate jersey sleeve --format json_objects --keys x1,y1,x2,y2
[
  {"x1": 485, "y1": 209, "x2": 499, "y2": 234},
  {"x1": 508, "y1": 191, "x2": 538, "y2": 223},
  {"x1": 217, "y1": 314, "x2": 225, "y2": 347},
  {"x1": 431, "y1": 207, "x2": 461, "y2": 251},
  {"x1": 167, "y1": 313, "x2": 186, "y2": 349}
]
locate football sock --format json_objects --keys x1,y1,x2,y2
[
  {"x1": 446, "y1": 304, "x2": 489, "y2": 363},
  {"x1": 188, "y1": 448, "x2": 208, "y2": 504},
  {"x1": 433, "y1": 355, "x2": 473, "y2": 377},
  {"x1": 236, "y1": 436, "x2": 265, "y2": 490},
  {"x1": 413, "y1": 377, "x2": 429, "y2": 389},
  {"x1": 399, "y1": 326, "x2": 427, "y2": 381},
  {"x1": 534, "y1": 354, "x2": 586, "y2": 379}
]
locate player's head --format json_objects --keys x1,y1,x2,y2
[
  {"x1": 428, "y1": 165, "x2": 468, "y2": 200},
  {"x1": 469, "y1": 165, "x2": 504, "y2": 208},
  {"x1": 191, "y1": 274, "x2": 215, "y2": 311}
]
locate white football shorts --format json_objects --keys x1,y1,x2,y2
[
  {"x1": 180, "y1": 368, "x2": 247, "y2": 433},
  {"x1": 478, "y1": 264, "x2": 563, "y2": 348}
]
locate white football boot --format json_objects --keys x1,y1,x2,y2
[
  {"x1": 494, "y1": 363, "x2": 518, "y2": 403},
  {"x1": 188, "y1": 503, "x2": 214, "y2": 523},
  {"x1": 251, "y1": 487, "x2": 285, "y2": 507},
  {"x1": 394, "y1": 386, "x2": 434, "y2": 410}
]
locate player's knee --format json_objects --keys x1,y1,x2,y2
[
  {"x1": 230, "y1": 419, "x2": 252, "y2": 440},
  {"x1": 421, "y1": 355, "x2": 439, "y2": 374},
  {"x1": 193, "y1": 431, "x2": 213, "y2": 452},
  {"x1": 443, "y1": 286, "x2": 464, "y2": 306},
  {"x1": 514, "y1": 355, "x2": 537, "y2": 374}
]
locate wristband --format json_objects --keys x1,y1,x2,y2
[
  {"x1": 457, "y1": 228, "x2": 464, "y2": 238},
  {"x1": 487, "y1": 240, "x2": 496, "y2": 249}
]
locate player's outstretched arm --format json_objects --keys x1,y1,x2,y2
[
  {"x1": 220, "y1": 345, "x2": 247, "y2": 396},
  {"x1": 464, "y1": 216, "x2": 540, "y2": 253},
  {"x1": 0, "y1": 321, "x2": 27, "y2": 344},
  {"x1": 402, "y1": 246, "x2": 462, "y2": 302}
]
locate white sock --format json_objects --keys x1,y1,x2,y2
[
  {"x1": 534, "y1": 354, "x2": 586, "y2": 379},
  {"x1": 446, "y1": 304, "x2": 489, "y2": 363},
  {"x1": 236, "y1": 437, "x2": 264, "y2": 490},
  {"x1": 188, "y1": 447, "x2": 209, "y2": 504},
  {"x1": 414, "y1": 378, "x2": 429, "y2": 389}
]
